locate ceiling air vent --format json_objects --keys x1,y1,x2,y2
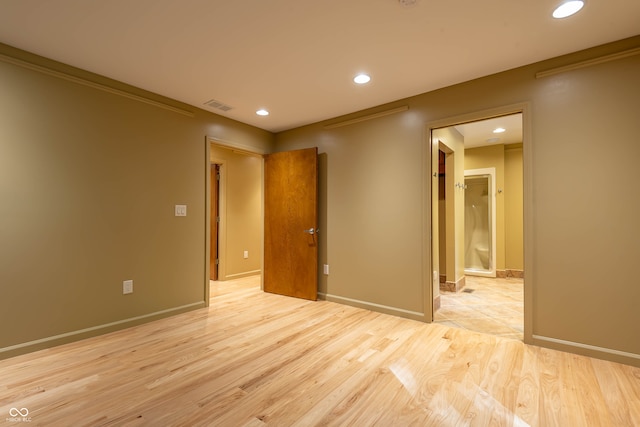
[{"x1": 204, "y1": 99, "x2": 233, "y2": 112}]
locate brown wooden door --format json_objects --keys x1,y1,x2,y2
[
  {"x1": 210, "y1": 164, "x2": 220, "y2": 281},
  {"x1": 264, "y1": 147, "x2": 318, "y2": 300}
]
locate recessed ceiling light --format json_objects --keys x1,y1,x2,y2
[
  {"x1": 353, "y1": 73, "x2": 371, "y2": 84},
  {"x1": 256, "y1": 109, "x2": 269, "y2": 116},
  {"x1": 493, "y1": 127, "x2": 506, "y2": 133},
  {"x1": 553, "y1": 0, "x2": 584, "y2": 18}
]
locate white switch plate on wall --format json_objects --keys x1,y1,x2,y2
[
  {"x1": 243, "y1": 250, "x2": 249, "y2": 259},
  {"x1": 323, "y1": 264, "x2": 329, "y2": 275},
  {"x1": 175, "y1": 205, "x2": 187, "y2": 216}
]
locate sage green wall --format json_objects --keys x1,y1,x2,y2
[
  {"x1": 210, "y1": 147, "x2": 262, "y2": 279},
  {"x1": 0, "y1": 43, "x2": 273, "y2": 359},
  {"x1": 275, "y1": 36, "x2": 640, "y2": 366}
]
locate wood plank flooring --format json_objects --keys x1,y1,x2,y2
[
  {"x1": 1, "y1": 275, "x2": 639, "y2": 426},
  {"x1": 435, "y1": 276, "x2": 524, "y2": 340}
]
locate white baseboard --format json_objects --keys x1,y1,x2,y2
[{"x1": 319, "y1": 292, "x2": 424, "y2": 321}]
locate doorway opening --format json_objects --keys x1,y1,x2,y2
[
  {"x1": 206, "y1": 138, "x2": 319, "y2": 304},
  {"x1": 429, "y1": 110, "x2": 526, "y2": 341},
  {"x1": 209, "y1": 143, "x2": 263, "y2": 284}
]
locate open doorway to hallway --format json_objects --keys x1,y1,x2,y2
[
  {"x1": 435, "y1": 276, "x2": 523, "y2": 340},
  {"x1": 432, "y1": 113, "x2": 524, "y2": 340},
  {"x1": 209, "y1": 144, "x2": 263, "y2": 283}
]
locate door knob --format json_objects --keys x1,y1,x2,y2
[{"x1": 303, "y1": 228, "x2": 318, "y2": 235}]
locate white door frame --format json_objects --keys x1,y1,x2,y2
[{"x1": 464, "y1": 167, "x2": 497, "y2": 278}]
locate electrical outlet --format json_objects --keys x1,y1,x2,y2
[
  {"x1": 175, "y1": 205, "x2": 187, "y2": 216},
  {"x1": 123, "y1": 280, "x2": 133, "y2": 294}
]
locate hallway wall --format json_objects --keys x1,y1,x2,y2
[
  {"x1": 464, "y1": 143, "x2": 525, "y2": 273},
  {"x1": 504, "y1": 144, "x2": 524, "y2": 271},
  {"x1": 210, "y1": 146, "x2": 262, "y2": 279},
  {"x1": 433, "y1": 127, "x2": 466, "y2": 286}
]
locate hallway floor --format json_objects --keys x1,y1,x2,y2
[{"x1": 434, "y1": 275, "x2": 524, "y2": 340}]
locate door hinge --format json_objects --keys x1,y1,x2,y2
[
  {"x1": 215, "y1": 259, "x2": 219, "y2": 265},
  {"x1": 216, "y1": 173, "x2": 220, "y2": 181},
  {"x1": 216, "y1": 216, "x2": 220, "y2": 223}
]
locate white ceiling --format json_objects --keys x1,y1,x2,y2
[
  {"x1": 455, "y1": 114, "x2": 523, "y2": 148},
  {"x1": 0, "y1": 1, "x2": 638, "y2": 133}
]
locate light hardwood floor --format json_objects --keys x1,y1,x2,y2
[
  {"x1": 1, "y1": 275, "x2": 639, "y2": 426},
  {"x1": 435, "y1": 276, "x2": 524, "y2": 341}
]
